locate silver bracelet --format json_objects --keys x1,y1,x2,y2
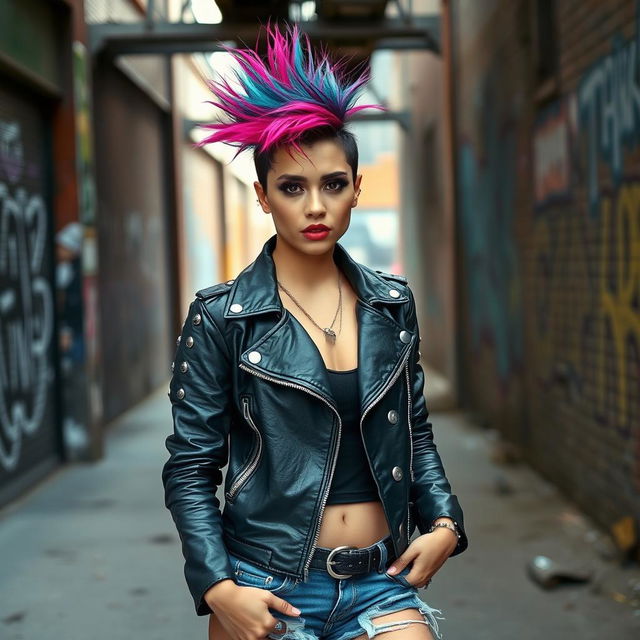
[{"x1": 427, "y1": 520, "x2": 461, "y2": 542}]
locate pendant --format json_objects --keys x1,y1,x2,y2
[{"x1": 323, "y1": 327, "x2": 337, "y2": 343}]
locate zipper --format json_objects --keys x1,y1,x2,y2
[
  {"x1": 404, "y1": 360, "x2": 415, "y2": 483},
  {"x1": 237, "y1": 360, "x2": 342, "y2": 581},
  {"x1": 404, "y1": 358, "x2": 415, "y2": 540},
  {"x1": 226, "y1": 396, "x2": 264, "y2": 501}
]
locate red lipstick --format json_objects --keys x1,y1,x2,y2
[{"x1": 301, "y1": 224, "x2": 330, "y2": 241}]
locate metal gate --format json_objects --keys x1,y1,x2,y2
[{"x1": 0, "y1": 79, "x2": 60, "y2": 506}]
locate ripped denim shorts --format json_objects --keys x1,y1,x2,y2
[{"x1": 226, "y1": 534, "x2": 445, "y2": 640}]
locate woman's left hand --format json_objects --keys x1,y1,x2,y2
[{"x1": 385, "y1": 528, "x2": 458, "y2": 588}]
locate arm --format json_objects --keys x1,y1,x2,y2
[
  {"x1": 161, "y1": 296, "x2": 235, "y2": 615},
  {"x1": 405, "y1": 285, "x2": 468, "y2": 557}
]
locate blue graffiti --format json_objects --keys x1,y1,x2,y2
[
  {"x1": 457, "y1": 72, "x2": 523, "y2": 379},
  {"x1": 577, "y1": 0, "x2": 640, "y2": 216}
]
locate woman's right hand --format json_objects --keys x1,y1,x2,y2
[{"x1": 205, "y1": 579, "x2": 301, "y2": 640}]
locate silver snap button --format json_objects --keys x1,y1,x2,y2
[
  {"x1": 399, "y1": 330, "x2": 410, "y2": 343},
  {"x1": 226, "y1": 279, "x2": 235, "y2": 285},
  {"x1": 387, "y1": 410, "x2": 399, "y2": 424},
  {"x1": 180, "y1": 361, "x2": 188, "y2": 373},
  {"x1": 248, "y1": 350, "x2": 262, "y2": 364},
  {"x1": 192, "y1": 313, "x2": 202, "y2": 325},
  {"x1": 230, "y1": 303, "x2": 243, "y2": 313},
  {"x1": 176, "y1": 335, "x2": 181, "y2": 346},
  {"x1": 392, "y1": 466, "x2": 403, "y2": 481},
  {"x1": 185, "y1": 336, "x2": 194, "y2": 348},
  {"x1": 176, "y1": 388, "x2": 185, "y2": 400},
  {"x1": 389, "y1": 288, "x2": 400, "y2": 298}
]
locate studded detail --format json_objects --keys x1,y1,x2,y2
[
  {"x1": 176, "y1": 335, "x2": 181, "y2": 346},
  {"x1": 185, "y1": 336, "x2": 194, "y2": 348},
  {"x1": 392, "y1": 466, "x2": 403, "y2": 481},
  {"x1": 248, "y1": 350, "x2": 262, "y2": 364},
  {"x1": 389, "y1": 288, "x2": 400, "y2": 298},
  {"x1": 226, "y1": 279, "x2": 235, "y2": 285},
  {"x1": 387, "y1": 410, "x2": 399, "y2": 424},
  {"x1": 180, "y1": 361, "x2": 188, "y2": 373},
  {"x1": 171, "y1": 361, "x2": 174, "y2": 372},
  {"x1": 230, "y1": 303, "x2": 243, "y2": 313},
  {"x1": 176, "y1": 388, "x2": 185, "y2": 400},
  {"x1": 399, "y1": 330, "x2": 410, "y2": 343},
  {"x1": 192, "y1": 313, "x2": 202, "y2": 325}
]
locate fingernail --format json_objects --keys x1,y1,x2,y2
[
  {"x1": 292, "y1": 607, "x2": 302, "y2": 616},
  {"x1": 387, "y1": 566, "x2": 397, "y2": 574}
]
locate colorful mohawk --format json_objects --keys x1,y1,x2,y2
[{"x1": 194, "y1": 21, "x2": 384, "y2": 156}]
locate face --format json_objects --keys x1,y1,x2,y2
[{"x1": 254, "y1": 138, "x2": 362, "y2": 256}]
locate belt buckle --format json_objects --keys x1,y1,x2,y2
[{"x1": 326, "y1": 545, "x2": 358, "y2": 579}]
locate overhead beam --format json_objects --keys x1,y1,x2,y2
[{"x1": 88, "y1": 17, "x2": 441, "y2": 58}]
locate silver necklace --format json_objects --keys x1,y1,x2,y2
[{"x1": 277, "y1": 272, "x2": 343, "y2": 344}]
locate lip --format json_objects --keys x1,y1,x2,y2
[
  {"x1": 301, "y1": 227, "x2": 330, "y2": 241},
  {"x1": 302, "y1": 225, "x2": 330, "y2": 232}
]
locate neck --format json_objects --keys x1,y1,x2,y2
[{"x1": 271, "y1": 235, "x2": 341, "y2": 291}]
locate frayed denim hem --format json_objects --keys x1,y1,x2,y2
[{"x1": 352, "y1": 591, "x2": 445, "y2": 640}]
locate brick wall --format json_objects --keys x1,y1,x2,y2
[{"x1": 452, "y1": 0, "x2": 640, "y2": 536}]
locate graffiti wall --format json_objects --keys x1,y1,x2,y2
[
  {"x1": 0, "y1": 82, "x2": 59, "y2": 501},
  {"x1": 530, "y1": 2, "x2": 640, "y2": 514},
  {"x1": 454, "y1": 0, "x2": 640, "y2": 528}
]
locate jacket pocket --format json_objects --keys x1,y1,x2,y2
[{"x1": 225, "y1": 396, "x2": 263, "y2": 502}]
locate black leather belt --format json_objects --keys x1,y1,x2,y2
[{"x1": 309, "y1": 535, "x2": 396, "y2": 579}]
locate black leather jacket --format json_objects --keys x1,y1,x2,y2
[{"x1": 162, "y1": 234, "x2": 468, "y2": 616}]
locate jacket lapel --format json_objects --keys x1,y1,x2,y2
[{"x1": 226, "y1": 234, "x2": 414, "y2": 415}]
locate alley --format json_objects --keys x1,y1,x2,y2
[{"x1": 1, "y1": 383, "x2": 639, "y2": 640}]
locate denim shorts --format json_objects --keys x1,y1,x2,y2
[{"x1": 226, "y1": 535, "x2": 445, "y2": 640}]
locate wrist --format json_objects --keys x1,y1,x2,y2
[
  {"x1": 204, "y1": 578, "x2": 238, "y2": 608},
  {"x1": 431, "y1": 526, "x2": 459, "y2": 551},
  {"x1": 427, "y1": 518, "x2": 461, "y2": 549}
]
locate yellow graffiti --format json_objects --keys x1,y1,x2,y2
[
  {"x1": 599, "y1": 184, "x2": 640, "y2": 428},
  {"x1": 532, "y1": 181, "x2": 640, "y2": 435}
]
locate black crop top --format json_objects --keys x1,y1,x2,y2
[{"x1": 325, "y1": 367, "x2": 380, "y2": 505}]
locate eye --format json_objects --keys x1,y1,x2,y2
[
  {"x1": 278, "y1": 182, "x2": 303, "y2": 195},
  {"x1": 325, "y1": 179, "x2": 348, "y2": 192}
]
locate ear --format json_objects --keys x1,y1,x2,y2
[
  {"x1": 351, "y1": 174, "x2": 363, "y2": 207},
  {"x1": 254, "y1": 181, "x2": 271, "y2": 213}
]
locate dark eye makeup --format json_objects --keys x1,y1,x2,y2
[{"x1": 277, "y1": 179, "x2": 349, "y2": 195}]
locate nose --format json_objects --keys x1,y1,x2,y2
[{"x1": 306, "y1": 187, "x2": 326, "y2": 216}]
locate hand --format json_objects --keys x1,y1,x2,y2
[
  {"x1": 385, "y1": 529, "x2": 458, "y2": 588},
  {"x1": 204, "y1": 579, "x2": 301, "y2": 640}
]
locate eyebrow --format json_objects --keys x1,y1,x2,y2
[{"x1": 275, "y1": 171, "x2": 349, "y2": 182}]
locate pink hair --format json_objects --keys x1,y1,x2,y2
[{"x1": 194, "y1": 21, "x2": 385, "y2": 157}]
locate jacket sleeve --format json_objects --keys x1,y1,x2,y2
[
  {"x1": 161, "y1": 296, "x2": 235, "y2": 615},
  {"x1": 405, "y1": 285, "x2": 468, "y2": 557}
]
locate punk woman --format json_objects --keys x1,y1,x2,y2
[{"x1": 162, "y1": 22, "x2": 468, "y2": 640}]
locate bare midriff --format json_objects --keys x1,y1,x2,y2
[{"x1": 316, "y1": 500, "x2": 390, "y2": 548}]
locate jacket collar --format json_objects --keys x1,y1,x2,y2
[
  {"x1": 226, "y1": 234, "x2": 414, "y2": 414},
  {"x1": 223, "y1": 233, "x2": 409, "y2": 319}
]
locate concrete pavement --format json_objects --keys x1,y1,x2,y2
[{"x1": 1, "y1": 383, "x2": 639, "y2": 639}]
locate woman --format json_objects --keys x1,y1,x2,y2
[{"x1": 162, "y1": 23, "x2": 468, "y2": 640}]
